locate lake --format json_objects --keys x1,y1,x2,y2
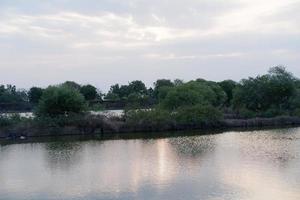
[{"x1": 0, "y1": 127, "x2": 300, "y2": 200}]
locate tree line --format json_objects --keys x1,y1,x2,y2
[{"x1": 1, "y1": 66, "x2": 300, "y2": 119}]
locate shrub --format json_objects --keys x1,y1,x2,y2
[
  {"x1": 174, "y1": 104, "x2": 222, "y2": 125},
  {"x1": 36, "y1": 85, "x2": 87, "y2": 117},
  {"x1": 88, "y1": 103, "x2": 104, "y2": 111},
  {"x1": 160, "y1": 81, "x2": 217, "y2": 110},
  {"x1": 238, "y1": 107, "x2": 256, "y2": 119},
  {"x1": 0, "y1": 116, "x2": 13, "y2": 127},
  {"x1": 292, "y1": 108, "x2": 300, "y2": 117},
  {"x1": 125, "y1": 108, "x2": 173, "y2": 127},
  {"x1": 34, "y1": 113, "x2": 88, "y2": 128},
  {"x1": 125, "y1": 104, "x2": 223, "y2": 128},
  {"x1": 0, "y1": 114, "x2": 30, "y2": 127},
  {"x1": 261, "y1": 106, "x2": 288, "y2": 118}
]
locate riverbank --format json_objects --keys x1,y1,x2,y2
[{"x1": 1, "y1": 115, "x2": 300, "y2": 141}]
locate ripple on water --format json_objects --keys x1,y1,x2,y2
[{"x1": 0, "y1": 127, "x2": 300, "y2": 200}]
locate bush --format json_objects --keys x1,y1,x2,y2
[
  {"x1": 36, "y1": 85, "x2": 87, "y2": 117},
  {"x1": 125, "y1": 108, "x2": 174, "y2": 127},
  {"x1": 160, "y1": 81, "x2": 217, "y2": 110},
  {"x1": 238, "y1": 107, "x2": 256, "y2": 119},
  {"x1": 174, "y1": 104, "x2": 222, "y2": 125},
  {"x1": 88, "y1": 103, "x2": 104, "y2": 111},
  {"x1": 292, "y1": 108, "x2": 300, "y2": 117},
  {"x1": 125, "y1": 104, "x2": 223, "y2": 128},
  {"x1": 0, "y1": 116, "x2": 13, "y2": 127},
  {"x1": 0, "y1": 114, "x2": 29, "y2": 127},
  {"x1": 34, "y1": 113, "x2": 86, "y2": 127},
  {"x1": 261, "y1": 106, "x2": 288, "y2": 118}
]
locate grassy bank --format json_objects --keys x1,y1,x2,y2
[{"x1": 1, "y1": 111, "x2": 300, "y2": 140}]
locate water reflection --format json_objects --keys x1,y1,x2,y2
[
  {"x1": 168, "y1": 135, "x2": 216, "y2": 157},
  {"x1": 44, "y1": 142, "x2": 83, "y2": 170},
  {"x1": 0, "y1": 128, "x2": 300, "y2": 200}
]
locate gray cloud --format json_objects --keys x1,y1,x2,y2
[{"x1": 0, "y1": 0, "x2": 299, "y2": 91}]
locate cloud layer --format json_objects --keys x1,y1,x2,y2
[{"x1": 0, "y1": 0, "x2": 299, "y2": 90}]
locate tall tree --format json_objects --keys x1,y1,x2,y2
[{"x1": 218, "y1": 80, "x2": 238, "y2": 106}]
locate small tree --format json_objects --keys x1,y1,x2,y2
[
  {"x1": 160, "y1": 81, "x2": 217, "y2": 110},
  {"x1": 28, "y1": 87, "x2": 44, "y2": 104},
  {"x1": 36, "y1": 85, "x2": 87, "y2": 117},
  {"x1": 80, "y1": 84, "x2": 98, "y2": 100}
]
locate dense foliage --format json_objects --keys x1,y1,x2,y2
[
  {"x1": 80, "y1": 84, "x2": 98, "y2": 101},
  {"x1": 160, "y1": 81, "x2": 217, "y2": 110},
  {"x1": 35, "y1": 85, "x2": 87, "y2": 117},
  {"x1": 105, "y1": 80, "x2": 152, "y2": 107},
  {"x1": 0, "y1": 85, "x2": 30, "y2": 111},
  {"x1": 28, "y1": 87, "x2": 44, "y2": 104},
  {"x1": 1, "y1": 66, "x2": 300, "y2": 122},
  {"x1": 232, "y1": 66, "x2": 299, "y2": 117},
  {"x1": 218, "y1": 80, "x2": 237, "y2": 106}
]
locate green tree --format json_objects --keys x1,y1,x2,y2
[
  {"x1": 153, "y1": 79, "x2": 174, "y2": 99},
  {"x1": 105, "y1": 81, "x2": 148, "y2": 102},
  {"x1": 128, "y1": 80, "x2": 148, "y2": 95},
  {"x1": 0, "y1": 85, "x2": 28, "y2": 103},
  {"x1": 154, "y1": 79, "x2": 174, "y2": 89},
  {"x1": 80, "y1": 84, "x2": 97, "y2": 100},
  {"x1": 157, "y1": 86, "x2": 173, "y2": 102},
  {"x1": 195, "y1": 79, "x2": 227, "y2": 107},
  {"x1": 175, "y1": 104, "x2": 222, "y2": 125},
  {"x1": 36, "y1": 85, "x2": 87, "y2": 117},
  {"x1": 174, "y1": 79, "x2": 184, "y2": 86},
  {"x1": 160, "y1": 81, "x2": 216, "y2": 110},
  {"x1": 232, "y1": 66, "x2": 296, "y2": 114},
  {"x1": 62, "y1": 81, "x2": 81, "y2": 90},
  {"x1": 218, "y1": 80, "x2": 238, "y2": 106},
  {"x1": 267, "y1": 66, "x2": 296, "y2": 108},
  {"x1": 28, "y1": 87, "x2": 44, "y2": 104},
  {"x1": 105, "y1": 84, "x2": 121, "y2": 100}
]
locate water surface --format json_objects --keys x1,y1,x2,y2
[{"x1": 1, "y1": 128, "x2": 300, "y2": 200}]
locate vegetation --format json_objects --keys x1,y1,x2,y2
[
  {"x1": 35, "y1": 85, "x2": 87, "y2": 117},
  {"x1": 218, "y1": 80, "x2": 237, "y2": 106},
  {"x1": 105, "y1": 80, "x2": 152, "y2": 107},
  {"x1": 232, "y1": 66, "x2": 298, "y2": 118},
  {"x1": 1, "y1": 66, "x2": 300, "y2": 135},
  {"x1": 28, "y1": 87, "x2": 44, "y2": 104},
  {"x1": 0, "y1": 114, "x2": 27, "y2": 127},
  {"x1": 174, "y1": 104, "x2": 222, "y2": 125},
  {"x1": 80, "y1": 84, "x2": 98, "y2": 101},
  {"x1": 0, "y1": 85, "x2": 31, "y2": 111}
]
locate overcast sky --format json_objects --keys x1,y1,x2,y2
[{"x1": 0, "y1": 0, "x2": 299, "y2": 91}]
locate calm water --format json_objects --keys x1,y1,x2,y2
[{"x1": 1, "y1": 128, "x2": 300, "y2": 200}]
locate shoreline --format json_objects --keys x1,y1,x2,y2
[
  {"x1": 2, "y1": 125, "x2": 300, "y2": 146},
  {"x1": 1, "y1": 116, "x2": 300, "y2": 142}
]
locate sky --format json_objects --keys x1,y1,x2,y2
[{"x1": 0, "y1": 0, "x2": 299, "y2": 91}]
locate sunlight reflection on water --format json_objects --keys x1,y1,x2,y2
[{"x1": 0, "y1": 128, "x2": 300, "y2": 200}]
